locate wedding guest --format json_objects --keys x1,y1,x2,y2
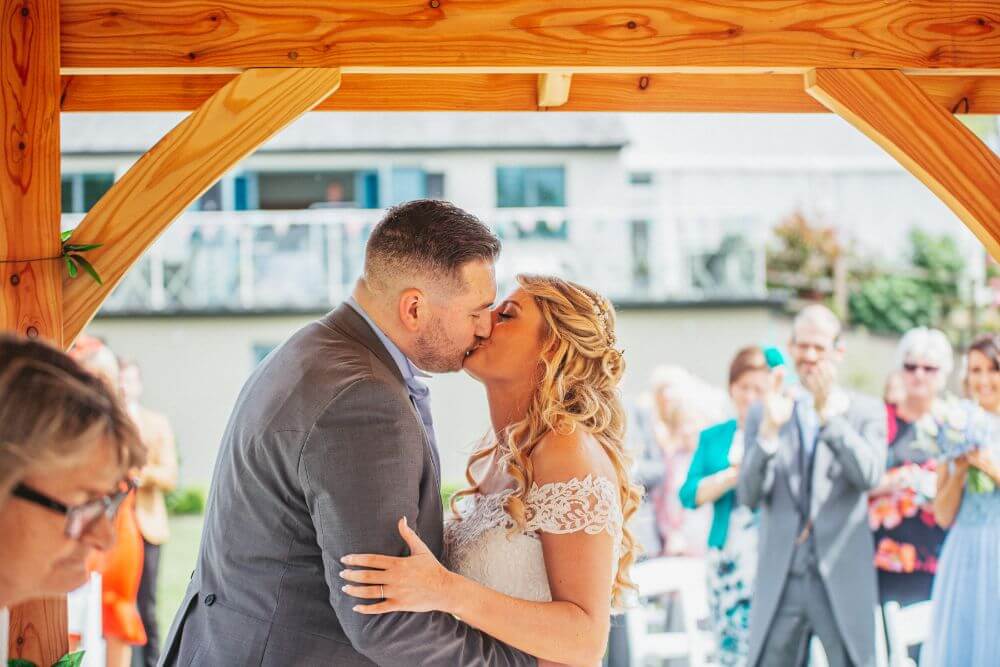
[
  {"x1": 868, "y1": 329, "x2": 952, "y2": 662},
  {"x1": 738, "y1": 304, "x2": 886, "y2": 667},
  {"x1": 650, "y1": 366, "x2": 727, "y2": 556},
  {"x1": 679, "y1": 346, "x2": 783, "y2": 666},
  {"x1": 0, "y1": 335, "x2": 143, "y2": 663},
  {"x1": 71, "y1": 337, "x2": 147, "y2": 667},
  {"x1": 922, "y1": 334, "x2": 1000, "y2": 666},
  {"x1": 121, "y1": 359, "x2": 178, "y2": 667}
]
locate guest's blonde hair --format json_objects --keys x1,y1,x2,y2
[
  {"x1": 452, "y1": 275, "x2": 642, "y2": 606},
  {"x1": 0, "y1": 335, "x2": 144, "y2": 503}
]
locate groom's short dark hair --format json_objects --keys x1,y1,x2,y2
[{"x1": 364, "y1": 199, "x2": 501, "y2": 292}]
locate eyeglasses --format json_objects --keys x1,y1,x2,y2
[
  {"x1": 903, "y1": 363, "x2": 940, "y2": 375},
  {"x1": 11, "y1": 478, "x2": 135, "y2": 540}
]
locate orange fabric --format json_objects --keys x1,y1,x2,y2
[{"x1": 95, "y1": 491, "x2": 147, "y2": 645}]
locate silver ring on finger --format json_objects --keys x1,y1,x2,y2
[{"x1": 380, "y1": 584, "x2": 385, "y2": 599}]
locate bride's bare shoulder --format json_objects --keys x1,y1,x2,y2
[{"x1": 529, "y1": 428, "x2": 617, "y2": 484}]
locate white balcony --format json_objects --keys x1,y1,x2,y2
[{"x1": 62, "y1": 207, "x2": 767, "y2": 315}]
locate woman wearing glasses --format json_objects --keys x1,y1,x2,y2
[
  {"x1": 0, "y1": 335, "x2": 144, "y2": 663},
  {"x1": 867, "y1": 328, "x2": 953, "y2": 661}
]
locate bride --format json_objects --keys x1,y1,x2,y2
[{"x1": 341, "y1": 274, "x2": 642, "y2": 666}]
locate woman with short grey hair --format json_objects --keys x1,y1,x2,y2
[{"x1": 869, "y1": 327, "x2": 954, "y2": 662}]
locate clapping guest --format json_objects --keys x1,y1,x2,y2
[
  {"x1": 0, "y1": 335, "x2": 143, "y2": 664},
  {"x1": 679, "y1": 346, "x2": 784, "y2": 666},
  {"x1": 922, "y1": 334, "x2": 1000, "y2": 666},
  {"x1": 121, "y1": 359, "x2": 178, "y2": 667}
]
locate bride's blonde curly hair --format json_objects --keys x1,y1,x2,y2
[{"x1": 451, "y1": 274, "x2": 642, "y2": 606}]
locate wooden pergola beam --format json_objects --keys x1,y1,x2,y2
[
  {"x1": 61, "y1": 67, "x2": 342, "y2": 344},
  {"x1": 806, "y1": 68, "x2": 1000, "y2": 261},
  {"x1": 59, "y1": 0, "x2": 1000, "y2": 73},
  {"x1": 2, "y1": 0, "x2": 67, "y2": 663},
  {"x1": 59, "y1": 73, "x2": 1000, "y2": 114}
]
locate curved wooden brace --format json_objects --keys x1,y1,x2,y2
[
  {"x1": 806, "y1": 68, "x2": 1000, "y2": 261},
  {"x1": 61, "y1": 67, "x2": 342, "y2": 343}
]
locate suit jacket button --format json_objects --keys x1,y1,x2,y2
[{"x1": 204, "y1": 594, "x2": 216, "y2": 606}]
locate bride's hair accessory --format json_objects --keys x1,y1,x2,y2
[{"x1": 589, "y1": 294, "x2": 622, "y2": 359}]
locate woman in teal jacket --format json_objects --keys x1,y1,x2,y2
[{"x1": 679, "y1": 346, "x2": 783, "y2": 667}]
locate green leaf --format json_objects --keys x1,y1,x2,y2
[
  {"x1": 64, "y1": 256, "x2": 79, "y2": 279},
  {"x1": 8, "y1": 659, "x2": 39, "y2": 667},
  {"x1": 62, "y1": 243, "x2": 103, "y2": 252},
  {"x1": 70, "y1": 255, "x2": 102, "y2": 286},
  {"x1": 60, "y1": 229, "x2": 74, "y2": 243},
  {"x1": 51, "y1": 651, "x2": 85, "y2": 667}
]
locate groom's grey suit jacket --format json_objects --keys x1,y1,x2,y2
[
  {"x1": 159, "y1": 304, "x2": 533, "y2": 666},
  {"x1": 737, "y1": 392, "x2": 886, "y2": 667}
]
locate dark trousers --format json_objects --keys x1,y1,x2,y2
[{"x1": 135, "y1": 539, "x2": 161, "y2": 667}]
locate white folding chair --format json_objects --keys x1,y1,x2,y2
[
  {"x1": 883, "y1": 600, "x2": 932, "y2": 667},
  {"x1": 624, "y1": 557, "x2": 713, "y2": 666}
]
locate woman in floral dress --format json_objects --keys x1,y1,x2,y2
[{"x1": 869, "y1": 329, "x2": 952, "y2": 612}]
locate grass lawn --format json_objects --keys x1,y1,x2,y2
[{"x1": 156, "y1": 514, "x2": 205, "y2": 633}]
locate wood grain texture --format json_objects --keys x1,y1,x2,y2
[
  {"x1": 806, "y1": 68, "x2": 1000, "y2": 260},
  {"x1": 59, "y1": 0, "x2": 1000, "y2": 72},
  {"x1": 58, "y1": 72, "x2": 1000, "y2": 114},
  {"x1": 8, "y1": 599, "x2": 68, "y2": 665},
  {"x1": 62, "y1": 67, "x2": 341, "y2": 343},
  {"x1": 1, "y1": 0, "x2": 63, "y2": 345}
]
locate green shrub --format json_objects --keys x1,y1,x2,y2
[{"x1": 165, "y1": 487, "x2": 206, "y2": 515}]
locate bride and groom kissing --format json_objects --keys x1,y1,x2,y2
[{"x1": 159, "y1": 199, "x2": 642, "y2": 666}]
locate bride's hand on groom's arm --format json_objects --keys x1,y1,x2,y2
[{"x1": 340, "y1": 517, "x2": 460, "y2": 615}]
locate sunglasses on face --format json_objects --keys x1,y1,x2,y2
[
  {"x1": 11, "y1": 478, "x2": 135, "y2": 540},
  {"x1": 903, "y1": 362, "x2": 940, "y2": 375}
]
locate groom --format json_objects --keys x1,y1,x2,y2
[{"x1": 160, "y1": 200, "x2": 533, "y2": 666}]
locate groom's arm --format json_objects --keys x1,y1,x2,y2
[{"x1": 300, "y1": 378, "x2": 535, "y2": 667}]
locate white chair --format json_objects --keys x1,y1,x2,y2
[
  {"x1": 883, "y1": 601, "x2": 932, "y2": 667},
  {"x1": 624, "y1": 557, "x2": 713, "y2": 666}
]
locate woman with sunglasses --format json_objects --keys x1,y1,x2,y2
[
  {"x1": 867, "y1": 328, "x2": 953, "y2": 661},
  {"x1": 0, "y1": 335, "x2": 144, "y2": 664},
  {"x1": 923, "y1": 334, "x2": 1000, "y2": 667}
]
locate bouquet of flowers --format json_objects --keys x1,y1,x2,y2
[{"x1": 914, "y1": 396, "x2": 997, "y2": 494}]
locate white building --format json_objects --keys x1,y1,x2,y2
[{"x1": 65, "y1": 112, "x2": 971, "y2": 485}]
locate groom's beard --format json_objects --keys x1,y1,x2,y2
[{"x1": 413, "y1": 316, "x2": 467, "y2": 373}]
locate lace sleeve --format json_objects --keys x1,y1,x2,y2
[{"x1": 523, "y1": 475, "x2": 623, "y2": 539}]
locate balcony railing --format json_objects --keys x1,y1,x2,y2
[{"x1": 65, "y1": 208, "x2": 767, "y2": 315}]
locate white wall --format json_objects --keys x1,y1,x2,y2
[{"x1": 88, "y1": 306, "x2": 899, "y2": 490}]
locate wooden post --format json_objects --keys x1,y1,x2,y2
[{"x1": 1, "y1": 0, "x2": 68, "y2": 663}]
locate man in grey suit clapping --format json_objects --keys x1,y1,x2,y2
[
  {"x1": 159, "y1": 200, "x2": 534, "y2": 666},
  {"x1": 738, "y1": 305, "x2": 886, "y2": 667}
]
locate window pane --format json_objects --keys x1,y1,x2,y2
[
  {"x1": 61, "y1": 177, "x2": 74, "y2": 213},
  {"x1": 496, "y1": 167, "x2": 564, "y2": 207},
  {"x1": 426, "y1": 173, "x2": 445, "y2": 200},
  {"x1": 198, "y1": 182, "x2": 224, "y2": 211},
  {"x1": 81, "y1": 173, "x2": 115, "y2": 211},
  {"x1": 257, "y1": 171, "x2": 358, "y2": 209}
]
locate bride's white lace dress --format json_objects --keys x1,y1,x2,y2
[{"x1": 444, "y1": 475, "x2": 624, "y2": 602}]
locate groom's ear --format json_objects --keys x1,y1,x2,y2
[{"x1": 398, "y1": 288, "x2": 426, "y2": 332}]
